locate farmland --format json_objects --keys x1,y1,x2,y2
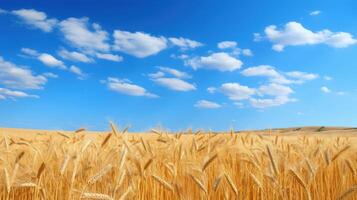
[{"x1": 0, "y1": 126, "x2": 356, "y2": 199}]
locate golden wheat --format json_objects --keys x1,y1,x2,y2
[{"x1": 0, "y1": 126, "x2": 356, "y2": 199}]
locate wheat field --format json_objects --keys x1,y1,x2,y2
[{"x1": 0, "y1": 125, "x2": 356, "y2": 200}]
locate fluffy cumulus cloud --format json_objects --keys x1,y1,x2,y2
[
  {"x1": 148, "y1": 71, "x2": 165, "y2": 79},
  {"x1": 59, "y1": 18, "x2": 110, "y2": 52},
  {"x1": 58, "y1": 49, "x2": 93, "y2": 63},
  {"x1": 242, "y1": 49, "x2": 253, "y2": 56},
  {"x1": 194, "y1": 100, "x2": 221, "y2": 109},
  {"x1": 252, "y1": 82, "x2": 296, "y2": 108},
  {"x1": 152, "y1": 77, "x2": 196, "y2": 91},
  {"x1": 148, "y1": 67, "x2": 195, "y2": 91},
  {"x1": 0, "y1": 56, "x2": 47, "y2": 90},
  {"x1": 95, "y1": 53, "x2": 123, "y2": 62},
  {"x1": 11, "y1": 9, "x2": 58, "y2": 32},
  {"x1": 186, "y1": 52, "x2": 243, "y2": 72},
  {"x1": 250, "y1": 96, "x2": 296, "y2": 108},
  {"x1": 38, "y1": 53, "x2": 66, "y2": 69},
  {"x1": 157, "y1": 67, "x2": 191, "y2": 79},
  {"x1": 242, "y1": 65, "x2": 318, "y2": 84},
  {"x1": 217, "y1": 41, "x2": 253, "y2": 57},
  {"x1": 321, "y1": 86, "x2": 331, "y2": 93},
  {"x1": 217, "y1": 41, "x2": 237, "y2": 49},
  {"x1": 169, "y1": 37, "x2": 202, "y2": 50},
  {"x1": 113, "y1": 30, "x2": 167, "y2": 58},
  {"x1": 42, "y1": 72, "x2": 58, "y2": 78},
  {"x1": 216, "y1": 64, "x2": 318, "y2": 108},
  {"x1": 207, "y1": 87, "x2": 217, "y2": 94},
  {"x1": 285, "y1": 71, "x2": 319, "y2": 84},
  {"x1": 242, "y1": 65, "x2": 290, "y2": 84},
  {"x1": 69, "y1": 65, "x2": 86, "y2": 79},
  {"x1": 256, "y1": 21, "x2": 357, "y2": 51},
  {"x1": 258, "y1": 83, "x2": 293, "y2": 97},
  {"x1": 0, "y1": 88, "x2": 38, "y2": 100},
  {"x1": 106, "y1": 77, "x2": 157, "y2": 98},
  {"x1": 21, "y1": 48, "x2": 40, "y2": 57},
  {"x1": 21, "y1": 48, "x2": 67, "y2": 70},
  {"x1": 214, "y1": 81, "x2": 297, "y2": 108},
  {"x1": 220, "y1": 83, "x2": 255, "y2": 101}
]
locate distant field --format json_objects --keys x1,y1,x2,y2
[{"x1": 0, "y1": 126, "x2": 356, "y2": 199}]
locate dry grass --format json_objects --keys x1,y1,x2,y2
[{"x1": 0, "y1": 126, "x2": 357, "y2": 199}]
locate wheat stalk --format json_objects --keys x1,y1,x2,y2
[
  {"x1": 202, "y1": 153, "x2": 218, "y2": 172},
  {"x1": 225, "y1": 173, "x2": 238, "y2": 196},
  {"x1": 266, "y1": 145, "x2": 278, "y2": 176},
  {"x1": 190, "y1": 174, "x2": 207, "y2": 194},
  {"x1": 60, "y1": 154, "x2": 70, "y2": 175},
  {"x1": 81, "y1": 192, "x2": 113, "y2": 200},
  {"x1": 3, "y1": 168, "x2": 10, "y2": 193},
  {"x1": 88, "y1": 164, "x2": 113, "y2": 184},
  {"x1": 331, "y1": 145, "x2": 351, "y2": 161},
  {"x1": 151, "y1": 174, "x2": 174, "y2": 191}
]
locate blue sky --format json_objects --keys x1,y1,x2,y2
[{"x1": 1, "y1": 0, "x2": 357, "y2": 131}]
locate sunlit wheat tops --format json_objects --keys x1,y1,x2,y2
[{"x1": 0, "y1": 125, "x2": 357, "y2": 199}]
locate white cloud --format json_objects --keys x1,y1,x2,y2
[
  {"x1": 321, "y1": 86, "x2": 331, "y2": 93},
  {"x1": 169, "y1": 37, "x2": 202, "y2": 50},
  {"x1": 59, "y1": 17, "x2": 110, "y2": 52},
  {"x1": 0, "y1": 56, "x2": 47, "y2": 89},
  {"x1": 258, "y1": 83, "x2": 293, "y2": 97},
  {"x1": 337, "y1": 91, "x2": 346, "y2": 96},
  {"x1": 258, "y1": 21, "x2": 357, "y2": 51},
  {"x1": 152, "y1": 77, "x2": 196, "y2": 91},
  {"x1": 241, "y1": 65, "x2": 291, "y2": 84},
  {"x1": 148, "y1": 71, "x2": 165, "y2": 79},
  {"x1": 285, "y1": 71, "x2": 319, "y2": 84},
  {"x1": 69, "y1": 65, "x2": 86, "y2": 79},
  {"x1": 217, "y1": 41, "x2": 237, "y2": 49},
  {"x1": 42, "y1": 72, "x2": 58, "y2": 78},
  {"x1": 113, "y1": 30, "x2": 167, "y2": 58},
  {"x1": 95, "y1": 53, "x2": 123, "y2": 62},
  {"x1": 157, "y1": 67, "x2": 191, "y2": 79},
  {"x1": 310, "y1": 10, "x2": 321, "y2": 16},
  {"x1": 106, "y1": 77, "x2": 157, "y2": 98},
  {"x1": 242, "y1": 65, "x2": 318, "y2": 84},
  {"x1": 217, "y1": 43, "x2": 252, "y2": 57},
  {"x1": 21, "y1": 48, "x2": 39, "y2": 56},
  {"x1": 216, "y1": 81, "x2": 299, "y2": 108},
  {"x1": 22, "y1": 48, "x2": 68, "y2": 70},
  {"x1": 215, "y1": 65, "x2": 314, "y2": 108},
  {"x1": 194, "y1": 100, "x2": 221, "y2": 109},
  {"x1": 242, "y1": 49, "x2": 253, "y2": 56},
  {"x1": 220, "y1": 83, "x2": 255, "y2": 101},
  {"x1": 171, "y1": 54, "x2": 189, "y2": 60},
  {"x1": 38, "y1": 53, "x2": 67, "y2": 69},
  {"x1": 0, "y1": 87, "x2": 38, "y2": 99},
  {"x1": 11, "y1": 9, "x2": 57, "y2": 32},
  {"x1": 242, "y1": 65, "x2": 280, "y2": 78},
  {"x1": 186, "y1": 52, "x2": 243, "y2": 72},
  {"x1": 58, "y1": 49, "x2": 93, "y2": 63},
  {"x1": 148, "y1": 67, "x2": 191, "y2": 87},
  {"x1": 207, "y1": 87, "x2": 217, "y2": 94},
  {"x1": 250, "y1": 96, "x2": 296, "y2": 108}
]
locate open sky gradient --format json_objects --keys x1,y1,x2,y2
[{"x1": 1, "y1": 0, "x2": 357, "y2": 131}]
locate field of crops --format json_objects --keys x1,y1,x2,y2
[{"x1": 0, "y1": 125, "x2": 356, "y2": 200}]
